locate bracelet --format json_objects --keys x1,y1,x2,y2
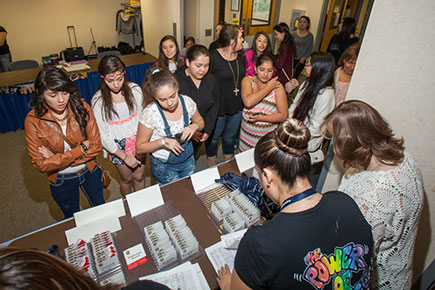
[
  {"x1": 123, "y1": 154, "x2": 128, "y2": 161},
  {"x1": 161, "y1": 137, "x2": 166, "y2": 148},
  {"x1": 79, "y1": 142, "x2": 88, "y2": 154}
]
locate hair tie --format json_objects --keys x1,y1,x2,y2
[{"x1": 152, "y1": 68, "x2": 160, "y2": 75}]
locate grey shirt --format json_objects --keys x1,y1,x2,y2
[{"x1": 291, "y1": 31, "x2": 313, "y2": 59}]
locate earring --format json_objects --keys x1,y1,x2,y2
[{"x1": 267, "y1": 183, "x2": 271, "y2": 188}]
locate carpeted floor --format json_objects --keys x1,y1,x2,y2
[{"x1": 0, "y1": 129, "x2": 219, "y2": 243}]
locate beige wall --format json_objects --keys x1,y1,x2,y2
[
  {"x1": 0, "y1": 0, "x2": 135, "y2": 62},
  {"x1": 278, "y1": 0, "x2": 324, "y2": 45},
  {"x1": 323, "y1": 0, "x2": 435, "y2": 281},
  {"x1": 141, "y1": 0, "x2": 182, "y2": 59},
  {"x1": 184, "y1": 0, "x2": 199, "y2": 40},
  {"x1": 197, "y1": 0, "x2": 215, "y2": 47}
]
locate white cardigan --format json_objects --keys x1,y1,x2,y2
[
  {"x1": 288, "y1": 84, "x2": 335, "y2": 152},
  {"x1": 91, "y1": 82, "x2": 143, "y2": 154}
]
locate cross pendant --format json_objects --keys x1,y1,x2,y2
[{"x1": 234, "y1": 88, "x2": 239, "y2": 96}]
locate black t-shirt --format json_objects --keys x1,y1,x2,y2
[
  {"x1": 174, "y1": 66, "x2": 220, "y2": 135},
  {"x1": 0, "y1": 26, "x2": 10, "y2": 55},
  {"x1": 209, "y1": 40, "x2": 219, "y2": 51},
  {"x1": 209, "y1": 49, "x2": 245, "y2": 116},
  {"x1": 235, "y1": 191, "x2": 373, "y2": 290}
]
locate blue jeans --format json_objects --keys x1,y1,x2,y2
[
  {"x1": 0, "y1": 53, "x2": 12, "y2": 72},
  {"x1": 206, "y1": 111, "x2": 242, "y2": 157},
  {"x1": 150, "y1": 154, "x2": 195, "y2": 185},
  {"x1": 49, "y1": 166, "x2": 105, "y2": 219}
]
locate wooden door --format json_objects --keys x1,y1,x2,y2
[
  {"x1": 239, "y1": 0, "x2": 277, "y2": 36},
  {"x1": 320, "y1": 0, "x2": 349, "y2": 52}
]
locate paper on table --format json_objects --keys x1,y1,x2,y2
[
  {"x1": 235, "y1": 148, "x2": 255, "y2": 173},
  {"x1": 190, "y1": 167, "x2": 221, "y2": 194},
  {"x1": 205, "y1": 241, "x2": 237, "y2": 273},
  {"x1": 126, "y1": 185, "x2": 164, "y2": 217},
  {"x1": 193, "y1": 263, "x2": 211, "y2": 290},
  {"x1": 65, "y1": 215, "x2": 121, "y2": 245},
  {"x1": 141, "y1": 261, "x2": 204, "y2": 290},
  {"x1": 221, "y1": 228, "x2": 247, "y2": 250},
  {"x1": 74, "y1": 199, "x2": 125, "y2": 227}
]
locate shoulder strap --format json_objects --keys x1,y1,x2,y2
[
  {"x1": 45, "y1": 121, "x2": 75, "y2": 147},
  {"x1": 155, "y1": 95, "x2": 189, "y2": 137}
]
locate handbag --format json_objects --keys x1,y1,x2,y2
[
  {"x1": 155, "y1": 95, "x2": 194, "y2": 164},
  {"x1": 46, "y1": 121, "x2": 111, "y2": 188}
]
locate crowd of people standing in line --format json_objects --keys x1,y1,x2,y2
[{"x1": 22, "y1": 17, "x2": 424, "y2": 290}]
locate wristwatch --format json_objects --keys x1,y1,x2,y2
[{"x1": 161, "y1": 137, "x2": 166, "y2": 148}]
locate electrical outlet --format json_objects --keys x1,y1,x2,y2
[{"x1": 205, "y1": 29, "x2": 212, "y2": 37}]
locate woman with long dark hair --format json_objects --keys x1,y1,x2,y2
[
  {"x1": 288, "y1": 52, "x2": 335, "y2": 155},
  {"x1": 327, "y1": 17, "x2": 360, "y2": 66},
  {"x1": 154, "y1": 35, "x2": 184, "y2": 73},
  {"x1": 207, "y1": 24, "x2": 246, "y2": 165},
  {"x1": 291, "y1": 16, "x2": 314, "y2": 78},
  {"x1": 24, "y1": 67, "x2": 104, "y2": 219},
  {"x1": 175, "y1": 44, "x2": 219, "y2": 155},
  {"x1": 136, "y1": 68, "x2": 204, "y2": 184},
  {"x1": 244, "y1": 31, "x2": 273, "y2": 76},
  {"x1": 273, "y1": 22, "x2": 298, "y2": 93},
  {"x1": 216, "y1": 118, "x2": 373, "y2": 289},
  {"x1": 322, "y1": 100, "x2": 424, "y2": 289},
  {"x1": 239, "y1": 54, "x2": 288, "y2": 151},
  {"x1": 92, "y1": 55, "x2": 145, "y2": 196}
]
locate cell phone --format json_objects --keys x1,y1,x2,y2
[{"x1": 174, "y1": 133, "x2": 185, "y2": 145}]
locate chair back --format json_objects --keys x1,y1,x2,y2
[
  {"x1": 9, "y1": 60, "x2": 39, "y2": 71},
  {"x1": 97, "y1": 50, "x2": 121, "y2": 59}
]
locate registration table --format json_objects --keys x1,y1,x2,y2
[
  {"x1": 0, "y1": 53, "x2": 156, "y2": 133},
  {"x1": 8, "y1": 160, "x2": 244, "y2": 289}
]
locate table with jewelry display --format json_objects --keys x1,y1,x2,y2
[{"x1": 7, "y1": 158, "x2": 257, "y2": 289}]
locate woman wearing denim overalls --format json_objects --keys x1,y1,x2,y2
[{"x1": 136, "y1": 68, "x2": 204, "y2": 185}]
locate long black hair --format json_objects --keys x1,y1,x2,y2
[
  {"x1": 293, "y1": 52, "x2": 335, "y2": 122},
  {"x1": 34, "y1": 67, "x2": 89, "y2": 138},
  {"x1": 157, "y1": 35, "x2": 184, "y2": 70},
  {"x1": 340, "y1": 17, "x2": 356, "y2": 40},
  {"x1": 273, "y1": 22, "x2": 296, "y2": 55},
  {"x1": 251, "y1": 31, "x2": 273, "y2": 64},
  {"x1": 94, "y1": 55, "x2": 135, "y2": 121}
]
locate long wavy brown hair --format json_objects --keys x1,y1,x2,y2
[
  {"x1": 34, "y1": 67, "x2": 89, "y2": 139},
  {"x1": 321, "y1": 100, "x2": 404, "y2": 171}
]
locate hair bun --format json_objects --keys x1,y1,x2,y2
[{"x1": 273, "y1": 118, "x2": 310, "y2": 156}]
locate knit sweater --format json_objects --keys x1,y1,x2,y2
[{"x1": 338, "y1": 152, "x2": 424, "y2": 290}]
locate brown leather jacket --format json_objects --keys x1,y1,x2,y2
[{"x1": 24, "y1": 101, "x2": 102, "y2": 183}]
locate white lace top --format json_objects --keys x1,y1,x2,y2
[
  {"x1": 338, "y1": 152, "x2": 424, "y2": 290},
  {"x1": 139, "y1": 95, "x2": 196, "y2": 160}
]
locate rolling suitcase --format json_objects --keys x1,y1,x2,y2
[{"x1": 64, "y1": 26, "x2": 85, "y2": 62}]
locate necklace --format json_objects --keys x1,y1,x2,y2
[
  {"x1": 227, "y1": 58, "x2": 240, "y2": 96},
  {"x1": 52, "y1": 111, "x2": 69, "y2": 122},
  {"x1": 280, "y1": 187, "x2": 317, "y2": 211}
]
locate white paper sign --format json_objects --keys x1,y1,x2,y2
[
  {"x1": 74, "y1": 199, "x2": 125, "y2": 227},
  {"x1": 190, "y1": 167, "x2": 220, "y2": 193},
  {"x1": 235, "y1": 148, "x2": 255, "y2": 173},
  {"x1": 65, "y1": 215, "x2": 121, "y2": 245},
  {"x1": 126, "y1": 185, "x2": 164, "y2": 217}
]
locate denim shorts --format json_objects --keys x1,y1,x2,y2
[{"x1": 150, "y1": 154, "x2": 195, "y2": 185}]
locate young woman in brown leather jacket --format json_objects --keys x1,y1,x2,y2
[{"x1": 24, "y1": 67, "x2": 105, "y2": 219}]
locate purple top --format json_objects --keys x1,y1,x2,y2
[{"x1": 245, "y1": 49, "x2": 255, "y2": 76}]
